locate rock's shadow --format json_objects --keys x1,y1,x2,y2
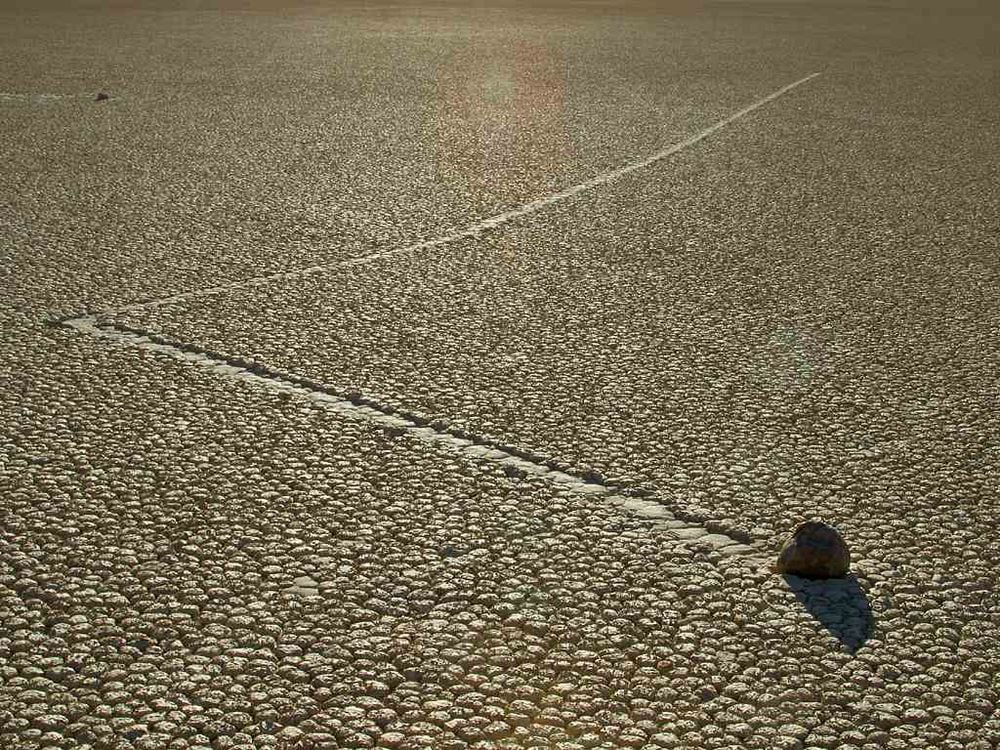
[{"x1": 784, "y1": 573, "x2": 874, "y2": 652}]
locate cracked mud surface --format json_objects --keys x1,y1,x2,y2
[
  {"x1": 4, "y1": 328, "x2": 995, "y2": 749},
  {"x1": 3, "y1": 1, "x2": 999, "y2": 749},
  {"x1": 113, "y1": 53, "x2": 999, "y2": 570},
  {"x1": 5, "y1": 2, "x2": 827, "y2": 319}
]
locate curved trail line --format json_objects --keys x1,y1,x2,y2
[
  {"x1": 58, "y1": 74, "x2": 821, "y2": 562},
  {"x1": 113, "y1": 72, "x2": 821, "y2": 314},
  {"x1": 63, "y1": 316, "x2": 766, "y2": 563}
]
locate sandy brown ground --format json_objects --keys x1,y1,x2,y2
[{"x1": 2, "y1": 2, "x2": 998, "y2": 749}]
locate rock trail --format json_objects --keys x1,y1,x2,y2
[{"x1": 61, "y1": 314, "x2": 763, "y2": 562}]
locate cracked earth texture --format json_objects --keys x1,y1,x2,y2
[{"x1": 3, "y1": 1, "x2": 999, "y2": 749}]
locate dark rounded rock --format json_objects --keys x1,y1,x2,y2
[{"x1": 774, "y1": 521, "x2": 851, "y2": 579}]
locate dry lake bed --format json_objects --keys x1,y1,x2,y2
[{"x1": 2, "y1": 1, "x2": 998, "y2": 748}]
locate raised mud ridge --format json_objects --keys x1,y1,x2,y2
[{"x1": 59, "y1": 315, "x2": 764, "y2": 563}]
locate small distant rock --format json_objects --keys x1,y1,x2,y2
[
  {"x1": 95, "y1": 91, "x2": 110, "y2": 102},
  {"x1": 775, "y1": 520, "x2": 850, "y2": 579}
]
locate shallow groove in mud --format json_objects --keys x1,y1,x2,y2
[
  {"x1": 59, "y1": 314, "x2": 762, "y2": 560},
  {"x1": 40, "y1": 77, "x2": 828, "y2": 563},
  {"x1": 84, "y1": 73, "x2": 820, "y2": 316}
]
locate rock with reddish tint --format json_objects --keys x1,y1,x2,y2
[{"x1": 775, "y1": 521, "x2": 851, "y2": 579}]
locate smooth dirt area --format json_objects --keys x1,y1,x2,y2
[{"x1": 2, "y1": 2, "x2": 998, "y2": 749}]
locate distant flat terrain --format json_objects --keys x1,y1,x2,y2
[{"x1": 2, "y1": 2, "x2": 998, "y2": 749}]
